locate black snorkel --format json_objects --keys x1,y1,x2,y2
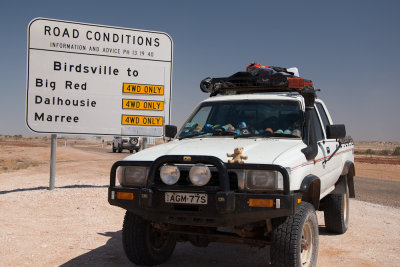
[{"x1": 300, "y1": 87, "x2": 318, "y2": 161}]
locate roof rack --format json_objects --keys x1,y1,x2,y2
[{"x1": 200, "y1": 71, "x2": 314, "y2": 96}]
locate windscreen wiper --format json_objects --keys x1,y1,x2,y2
[
  {"x1": 178, "y1": 132, "x2": 209, "y2": 140},
  {"x1": 179, "y1": 130, "x2": 237, "y2": 140},
  {"x1": 270, "y1": 133, "x2": 300, "y2": 138},
  {"x1": 234, "y1": 132, "x2": 299, "y2": 139},
  {"x1": 234, "y1": 133, "x2": 259, "y2": 139}
]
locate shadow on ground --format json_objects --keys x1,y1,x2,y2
[
  {"x1": 61, "y1": 230, "x2": 271, "y2": 267},
  {"x1": 59, "y1": 226, "x2": 338, "y2": 266},
  {"x1": 318, "y1": 226, "x2": 337, "y2": 236},
  {"x1": 0, "y1": 184, "x2": 108, "y2": 195}
]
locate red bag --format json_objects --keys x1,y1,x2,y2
[{"x1": 246, "y1": 62, "x2": 269, "y2": 72}]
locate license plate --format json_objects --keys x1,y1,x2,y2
[{"x1": 165, "y1": 192, "x2": 207, "y2": 205}]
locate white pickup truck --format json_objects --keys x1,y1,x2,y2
[
  {"x1": 111, "y1": 136, "x2": 141, "y2": 153},
  {"x1": 108, "y1": 69, "x2": 355, "y2": 267}
]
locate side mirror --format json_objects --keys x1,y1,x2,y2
[
  {"x1": 326, "y1": 124, "x2": 346, "y2": 139},
  {"x1": 165, "y1": 125, "x2": 177, "y2": 139}
]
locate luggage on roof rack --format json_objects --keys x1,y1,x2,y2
[{"x1": 200, "y1": 71, "x2": 314, "y2": 96}]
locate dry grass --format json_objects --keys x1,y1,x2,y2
[
  {"x1": 0, "y1": 135, "x2": 106, "y2": 174},
  {"x1": 0, "y1": 158, "x2": 43, "y2": 174}
]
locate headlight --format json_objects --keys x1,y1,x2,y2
[
  {"x1": 246, "y1": 170, "x2": 283, "y2": 190},
  {"x1": 117, "y1": 166, "x2": 147, "y2": 187},
  {"x1": 160, "y1": 165, "x2": 180, "y2": 185},
  {"x1": 189, "y1": 164, "x2": 211, "y2": 186}
]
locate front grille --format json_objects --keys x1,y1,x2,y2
[
  {"x1": 173, "y1": 205, "x2": 199, "y2": 212},
  {"x1": 153, "y1": 168, "x2": 238, "y2": 190}
]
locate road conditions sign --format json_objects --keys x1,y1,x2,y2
[{"x1": 26, "y1": 18, "x2": 173, "y2": 136}]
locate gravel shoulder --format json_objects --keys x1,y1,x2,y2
[{"x1": 1, "y1": 145, "x2": 399, "y2": 266}]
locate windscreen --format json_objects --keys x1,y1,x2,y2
[{"x1": 178, "y1": 100, "x2": 303, "y2": 139}]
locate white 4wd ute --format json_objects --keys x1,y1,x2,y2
[
  {"x1": 108, "y1": 69, "x2": 355, "y2": 267},
  {"x1": 112, "y1": 136, "x2": 140, "y2": 153}
]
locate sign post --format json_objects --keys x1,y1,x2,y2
[
  {"x1": 49, "y1": 134, "x2": 56, "y2": 189},
  {"x1": 26, "y1": 18, "x2": 173, "y2": 189}
]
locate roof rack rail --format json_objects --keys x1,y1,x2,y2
[{"x1": 200, "y1": 71, "x2": 314, "y2": 96}]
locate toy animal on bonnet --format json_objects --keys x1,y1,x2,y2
[{"x1": 227, "y1": 147, "x2": 248, "y2": 164}]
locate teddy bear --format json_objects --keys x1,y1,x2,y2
[{"x1": 227, "y1": 147, "x2": 248, "y2": 164}]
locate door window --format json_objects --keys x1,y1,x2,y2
[
  {"x1": 312, "y1": 109, "x2": 324, "y2": 141},
  {"x1": 316, "y1": 103, "x2": 330, "y2": 135}
]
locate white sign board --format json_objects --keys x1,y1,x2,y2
[{"x1": 26, "y1": 18, "x2": 173, "y2": 136}]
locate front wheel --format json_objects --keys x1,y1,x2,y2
[
  {"x1": 323, "y1": 184, "x2": 349, "y2": 234},
  {"x1": 271, "y1": 202, "x2": 319, "y2": 267},
  {"x1": 122, "y1": 211, "x2": 176, "y2": 266}
]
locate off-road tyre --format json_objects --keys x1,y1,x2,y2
[
  {"x1": 112, "y1": 145, "x2": 116, "y2": 153},
  {"x1": 129, "y1": 137, "x2": 138, "y2": 146},
  {"x1": 118, "y1": 145, "x2": 122, "y2": 153},
  {"x1": 271, "y1": 202, "x2": 319, "y2": 267},
  {"x1": 122, "y1": 211, "x2": 176, "y2": 266},
  {"x1": 323, "y1": 185, "x2": 349, "y2": 234}
]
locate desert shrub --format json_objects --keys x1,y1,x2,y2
[
  {"x1": 393, "y1": 146, "x2": 400, "y2": 156},
  {"x1": 379, "y1": 150, "x2": 391, "y2": 155},
  {"x1": 365, "y1": 149, "x2": 375, "y2": 155}
]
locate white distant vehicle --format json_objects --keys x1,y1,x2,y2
[
  {"x1": 112, "y1": 136, "x2": 141, "y2": 153},
  {"x1": 108, "y1": 67, "x2": 355, "y2": 267}
]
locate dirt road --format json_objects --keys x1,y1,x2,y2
[
  {"x1": 355, "y1": 176, "x2": 400, "y2": 208},
  {"x1": 1, "y1": 143, "x2": 400, "y2": 266}
]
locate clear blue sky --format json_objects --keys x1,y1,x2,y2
[{"x1": 1, "y1": 0, "x2": 399, "y2": 141}]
